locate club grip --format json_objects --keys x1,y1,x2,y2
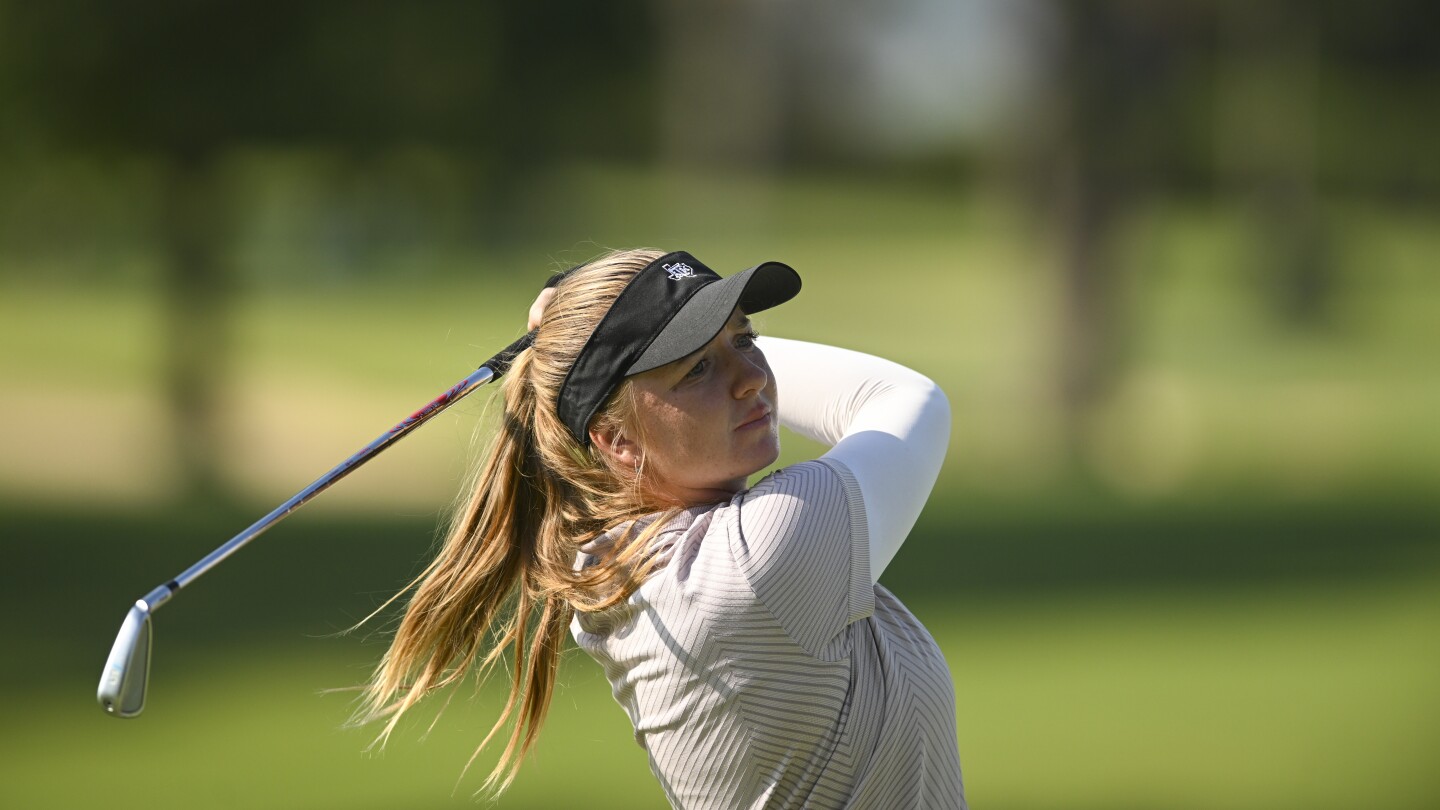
[{"x1": 481, "y1": 331, "x2": 536, "y2": 377}]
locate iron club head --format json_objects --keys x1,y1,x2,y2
[{"x1": 97, "y1": 602, "x2": 153, "y2": 717}]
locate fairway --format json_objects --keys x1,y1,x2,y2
[{"x1": 2, "y1": 563, "x2": 1436, "y2": 809}]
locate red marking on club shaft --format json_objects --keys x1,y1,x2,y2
[{"x1": 392, "y1": 381, "x2": 468, "y2": 433}]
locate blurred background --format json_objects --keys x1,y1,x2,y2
[{"x1": 1, "y1": 1, "x2": 1436, "y2": 807}]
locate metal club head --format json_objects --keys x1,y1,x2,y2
[{"x1": 97, "y1": 602, "x2": 153, "y2": 717}]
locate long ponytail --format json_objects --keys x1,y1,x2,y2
[{"x1": 353, "y1": 249, "x2": 679, "y2": 794}]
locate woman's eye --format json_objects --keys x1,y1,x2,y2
[
  {"x1": 684, "y1": 359, "x2": 708, "y2": 380},
  {"x1": 737, "y1": 330, "x2": 759, "y2": 349}
]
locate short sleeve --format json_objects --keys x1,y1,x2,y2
[{"x1": 727, "y1": 458, "x2": 875, "y2": 657}]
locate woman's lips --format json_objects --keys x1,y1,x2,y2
[{"x1": 736, "y1": 406, "x2": 772, "y2": 431}]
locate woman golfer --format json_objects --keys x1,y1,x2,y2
[{"x1": 358, "y1": 248, "x2": 965, "y2": 808}]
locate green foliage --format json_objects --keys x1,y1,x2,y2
[{"x1": 0, "y1": 0, "x2": 655, "y2": 156}]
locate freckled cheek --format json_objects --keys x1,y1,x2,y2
[{"x1": 647, "y1": 404, "x2": 711, "y2": 465}]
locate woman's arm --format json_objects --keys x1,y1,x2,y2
[{"x1": 759, "y1": 336, "x2": 951, "y2": 580}]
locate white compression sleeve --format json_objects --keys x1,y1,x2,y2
[{"x1": 759, "y1": 336, "x2": 951, "y2": 580}]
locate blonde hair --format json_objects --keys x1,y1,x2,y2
[{"x1": 353, "y1": 248, "x2": 682, "y2": 794}]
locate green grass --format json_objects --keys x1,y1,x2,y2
[
  {"x1": 3, "y1": 564, "x2": 1435, "y2": 809},
  {"x1": 939, "y1": 571, "x2": 1440, "y2": 810}
]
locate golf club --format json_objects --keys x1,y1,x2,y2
[{"x1": 97, "y1": 331, "x2": 534, "y2": 717}]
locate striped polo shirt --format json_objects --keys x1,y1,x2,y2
[{"x1": 572, "y1": 458, "x2": 966, "y2": 809}]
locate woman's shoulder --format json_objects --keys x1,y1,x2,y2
[
  {"x1": 738, "y1": 457, "x2": 860, "y2": 507},
  {"x1": 722, "y1": 458, "x2": 864, "y2": 564},
  {"x1": 588, "y1": 463, "x2": 861, "y2": 592}
]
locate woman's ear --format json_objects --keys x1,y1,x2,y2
[{"x1": 590, "y1": 425, "x2": 640, "y2": 469}]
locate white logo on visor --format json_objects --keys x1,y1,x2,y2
[{"x1": 663, "y1": 262, "x2": 696, "y2": 280}]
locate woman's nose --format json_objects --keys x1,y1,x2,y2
[{"x1": 730, "y1": 350, "x2": 769, "y2": 398}]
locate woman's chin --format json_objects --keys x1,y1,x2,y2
[{"x1": 746, "y1": 440, "x2": 783, "y2": 479}]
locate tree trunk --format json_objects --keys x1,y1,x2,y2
[
  {"x1": 1050, "y1": 2, "x2": 1138, "y2": 475},
  {"x1": 159, "y1": 153, "x2": 234, "y2": 502},
  {"x1": 1218, "y1": 0, "x2": 1332, "y2": 326}
]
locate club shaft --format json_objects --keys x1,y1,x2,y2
[{"x1": 144, "y1": 332, "x2": 532, "y2": 611}]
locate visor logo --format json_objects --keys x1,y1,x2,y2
[{"x1": 663, "y1": 262, "x2": 696, "y2": 280}]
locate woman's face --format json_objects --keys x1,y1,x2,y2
[{"x1": 597, "y1": 308, "x2": 780, "y2": 505}]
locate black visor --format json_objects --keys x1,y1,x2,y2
[{"x1": 557, "y1": 251, "x2": 801, "y2": 445}]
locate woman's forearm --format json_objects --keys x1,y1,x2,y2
[{"x1": 760, "y1": 336, "x2": 951, "y2": 578}]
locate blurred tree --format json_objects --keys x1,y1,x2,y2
[
  {"x1": 1040, "y1": 2, "x2": 1212, "y2": 476},
  {"x1": 1038, "y1": 0, "x2": 1437, "y2": 479},
  {"x1": 1317, "y1": 0, "x2": 1439, "y2": 200},
  {"x1": 0, "y1": 0, "x2": 653, "y2": 500},
  {"x1": 654, "y1": 0, "x2": 791, "y2": 171},
  {"x1": 1217, "y1": 0, "x2": 1332, "y2": 327}
]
